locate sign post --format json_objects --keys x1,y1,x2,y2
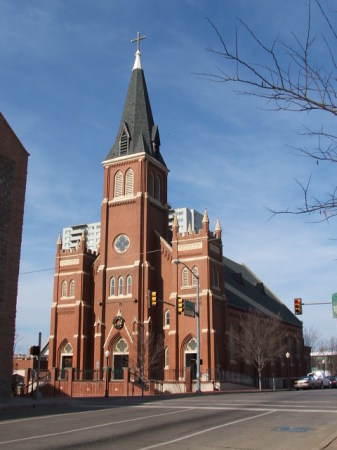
[{"x1": 332, "y1": 293, "x2": 337, "y2": 319}]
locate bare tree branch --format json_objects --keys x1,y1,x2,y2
[
  {"x1": 232, "y1": 310, "x2": 288, "y2": 390},
  {"x1": 202, "y1": 1, "x2": 337, "y2": 220}
]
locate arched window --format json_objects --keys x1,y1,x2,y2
[
  {"x1": 182, "y1": 267, "x2": 189, "y2": 287},
  {"x1": 125, "y1": 169, "x2": 134, "y2": 196},
  {"x1": 126, "y1": 275, "x2": 132, "y2": 295},
  {"x1": 155, "y1": 175, "x2": 161, "y2": 201},
  {"x1": 109, "y1": 277, "x2": 115, "y2": 296},
  {"x1": 118, "y1": 277, "x2": 124, "y2": 296},
  {"x1": 69, "y1": 279, "x2": 75, "y2": 297},
  {"x1": 119, "y1": 131, "x2": 128, "y2": 155},
  {"x1": 165, "y1": 310, "x2": 170, "y2": 327},
  {"x1": 192, "y1": 266, "x2": 199, "y2": 286},
  {"x1": 148, "y1": 171, "x2": 154, "y2": 197},
  {"x1": 60, "y1": 341, "x2": 73, "y2": 371},
  {"x1": 61, "y1": 280, "x2": 67, "y2": 297},
  {"x1": 165, "y1": 347, "x2": 169, "y2": 368},
  {"x1": 114, "y1": 171, "x2": 123, "y2": 197}
]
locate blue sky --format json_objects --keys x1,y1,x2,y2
[{"x1": 2, "y1": 0, "x2": 337, "y2": 353}]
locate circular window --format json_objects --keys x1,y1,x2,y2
[{"x1": 114, "y1": 234, "x2": 130, "y2": 253}]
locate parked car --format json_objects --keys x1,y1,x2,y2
[
  {"x1": 294, "y1": 376, "x2": 316, "y2": 390},
  {"x1": 307, "y1": 372, "x2": 331, "y2": 388},
  {"x1": 328, "y1": 375, "x2": 337, "y2": 388}
]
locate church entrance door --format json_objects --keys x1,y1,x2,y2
[{"x1": 113, "y1": 354, "x2": 129, "y2": 380}]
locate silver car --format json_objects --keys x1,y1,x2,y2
[{"x1": 294, "y1": 375, "x2": 319, "y2": 390}]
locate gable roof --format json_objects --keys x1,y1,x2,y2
[{"x1": 223, "y1": 256, "x2": 302, "y2": 328}]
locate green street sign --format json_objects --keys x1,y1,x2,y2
[
  {"x1": 332, "y1": 293, "x2": 337, "y2": 319},
  {"x1": 184, "y1": 300, "x2": 195, "y2": 318}
]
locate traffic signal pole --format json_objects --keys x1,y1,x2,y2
[{"x1": 293, "y1": 297, "x2": 333, "y2": 315}]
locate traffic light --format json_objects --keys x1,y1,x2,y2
[
  {"x1": 177, "y1": 297, "x2": 184, "y2": 314},
  {"x1": 294, "y1": 298, "x2": 302, "y2": 315},
  {"x1": 29, "y1": 346, "x2": 40, "y2": 356},
  {"x1": 151, "y1": 291, "x2": 157, "y2": 307}
]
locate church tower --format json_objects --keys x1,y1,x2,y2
[{"x1": 93, "y1": 34, "x2": 169, "y2": 376}]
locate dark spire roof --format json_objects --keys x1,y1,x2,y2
[{"x1": 105, "y1": 49, "x2": 166, "y2": 167}]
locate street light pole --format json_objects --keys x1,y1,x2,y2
[
  {"x1": 285, "y1": 352, "x2": 290, "y2": 390},
  {"x1": 173, "y1": 259, "x2": 201, "y2": 393},
  {"x1": 105, "y1": 349, "x2": 110, "y2": 398}
]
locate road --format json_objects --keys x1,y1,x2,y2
[{"x1": 1, "y1": 390, "x2": 337, "y2": 449}]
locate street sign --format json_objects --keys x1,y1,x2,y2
[
  {"x1": 332, "y1": 293, "x2": 337, "y2": 318},
  {"x1": 184, "y1": 300, "x2": 195, "y2": 317}
]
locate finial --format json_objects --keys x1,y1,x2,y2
[
  {"x1": 57, "y1": 233, "x2": 62, "y2": 245},
  {"x1": 215, "y1": 217, "x2": 222, "y2": 232},
  {"x1": 202, "y1": 208, "x2": 209, "y2": 224},
  {"x1": 215, "y1": 217, "x2": 222, "y2": 238},
  {"x1": 131, "y1": 31, "x2": 146, "y2": 70},
  {"x1": 172, "y1": 214, "x2": 179, "y2": 229}
]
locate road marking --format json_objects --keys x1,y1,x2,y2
[
  {"x1": 137, "y1": 410, "x2": 275, "y2": 449},
  {"x1": 0, "y1": 407, "x2": 114, "y2": 425},
  {"x1": 134, "y1": 403, "x2": 337, "y2": 414},
  {"x1": 0, "y1": 408, "x2": 194, "y2": 446}
]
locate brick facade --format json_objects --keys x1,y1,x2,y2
[{"x1": 0, "y1": 113, "x2": 29, "y2": 398}]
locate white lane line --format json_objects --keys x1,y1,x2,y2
[
  {"x1": 138, "y1": 410, "x2": 275, "y2": 450},
  {"x1": 0, "y1": 408, "x2": 194, "y2": 446},
  {"x1": 134, "y1": 404, "x2": 337, "y2": 414},
  {"x1": 0, "y1": 407, "x2": 113, "y2": 425}
]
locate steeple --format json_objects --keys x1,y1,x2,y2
[{"x1": 105, "y1": 33, "x2": 166, "y2": 166}]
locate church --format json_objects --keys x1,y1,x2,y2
[{"x1": 48, "y1": 36, "x2": 305, "y2": 395}]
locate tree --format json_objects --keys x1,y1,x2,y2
[
  {"x1": 232, "y1": 310, "x2": 287, "y2": 391},
  {"x1": 303, "y1": 326, "x2": 320, "y2": 350},
  {"x1": 204, "y1": 1, "x2": 337, "y2": 220},
  {"x1": 129, "y1": 321, "x2": 163, "y2": 396}
]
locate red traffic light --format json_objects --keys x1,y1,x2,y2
[{"x1": 294, "y1": 298, "x2": 302, "y2": 315}]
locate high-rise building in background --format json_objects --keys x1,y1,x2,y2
[
  {"x1": 168, "y1": 207, "x2": 203, "y2": 234},
  {"x1": 62, "y1": 222, "x2": 101, "y2": 252}
]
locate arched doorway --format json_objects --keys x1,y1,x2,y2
[
  {"x1": 185, "y1": 337, "x2": 197, "y2": 380},
  {"x1": 59, "y1": 341, "x2": 73, "y2": 378},
  {"x1": 113, "y1": 338, "x2": 129, "y2": 380}
]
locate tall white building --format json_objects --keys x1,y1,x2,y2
[
  {"x1": 168, "y1": 207, "x2": 203, "y2": 233},
  {"x1": 62, "y1": 222, "x2": 101, "y2": 252}
]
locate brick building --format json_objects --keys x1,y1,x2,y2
[
  {"x1": 0, "y1": 113, "x2": 29, "y2": 398},
  {"x1": 48, "y1": 42, "x2": 304, "y2": 394}
]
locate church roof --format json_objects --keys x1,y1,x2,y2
[
  {"x1": 105, "y1": 45, "x2": 166, "y2": 167},
  {"x1": 223, "y1": 256, "x2": 302, "y2": 328}
]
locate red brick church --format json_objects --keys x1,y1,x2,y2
[{"x1": 47, "y1": 37, "x2": 305, "y2": 395}]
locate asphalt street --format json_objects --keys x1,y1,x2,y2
[{"x1": 1, "y1": 390, "x2": 337, "y2": 449}]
